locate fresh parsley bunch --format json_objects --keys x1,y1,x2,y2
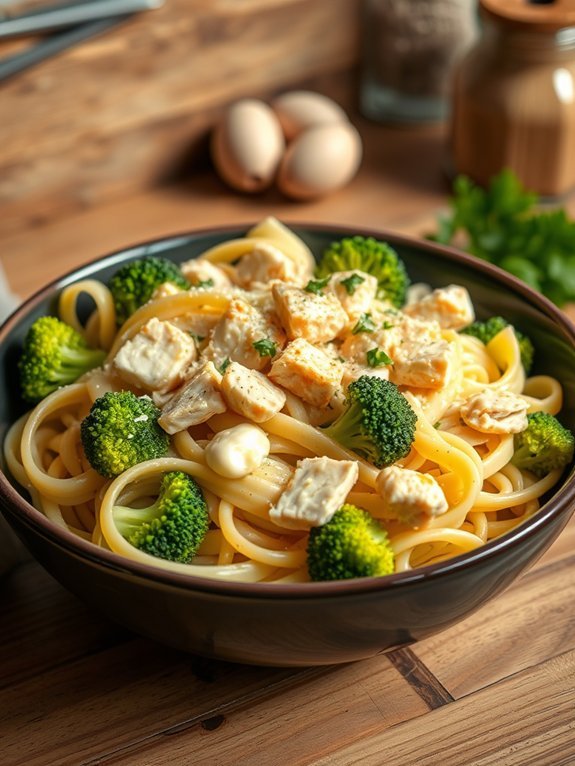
[{"x1": 430, "y1": 169, "x2": 575, "y2": 307}]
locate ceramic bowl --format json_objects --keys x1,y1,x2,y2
[{"x1": 1, "y1": 224, "x2": 574, "y2": 667}]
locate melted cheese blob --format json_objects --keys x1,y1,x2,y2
[{"x1": 205, "y1": 423, "x2": 270, "y2": 479}]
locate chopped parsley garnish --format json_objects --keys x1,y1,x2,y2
[
  {"x1": 189, "y1": 332, "x2": 205, "y2": 344},
  {"x1": 366, "y1": 348, "x2": 393, "y2": 368},
  {"x1": 218, "y1": 358, "x2": 231, "y2": 374},
  {"x1": 352, "y1": 313, "x2": 376, "y2": 335},
  {"x1": 253, "y1": 338, "x2": 278, "y2": 357},
  {"x1": 339, "y1": 273, "x2": 365, "y2": 295},
  {"x1": 304, "y1": 276, "x2": 331, "y2": 295},
  {"x1": 194, "y1": 278, "x2": 214, "y2": 288},
  {"x1": 382, "y1": 321, "x2": 394, "y2": 330}
]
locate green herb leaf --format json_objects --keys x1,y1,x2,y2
[
  {"x1": 382, "y1": 321, "x2": 394, "y2": 330},
  {"x1": 194, "y1": 278, "x2": 214, "y2": 288},
  {"x1": 428, "y1": 168, "x2": 575, "y2": 307},
  {"x1": 339, "y1": 273, "x2": 365, "y2": 295},
  {"x1": 366, "y1": 348, "x2": 393, "y2": 368},
  {"x1": 218, "y1": 358, "x2": 231, "y2": 374},
  {"x1": 252, "y1": 338, "x2": 277, "y2": 357},
  {"x1": 304, "y1": 276, "x2": 331, "y2": 294},
  {"x1": 352, "y1": 313, "x2": 376, "y2": 334}
]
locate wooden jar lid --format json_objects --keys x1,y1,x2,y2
[{"x1": 480, "y1": 0, "x2": 575, "y2": 30}]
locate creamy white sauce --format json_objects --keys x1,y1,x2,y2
[{"x1": 204, "y1": 423, "x2": 270, "y2": 479}]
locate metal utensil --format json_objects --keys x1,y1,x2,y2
[
  {"x1": 0, "y1": 16, "x2": 128, "y2": 81},
  {"x1": 0, "y1": 0, "x2": 98, "y2": 14},
  {"x1": 0, "y1": 0, "x2": 163, "y2": 38}
]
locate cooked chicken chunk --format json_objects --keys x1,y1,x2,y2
[
  {"x1": 341, "y1": 361, "x2": 390, "y2": 389},
  {"x1": 460, "y1": 388, "x2": 529, "y2": 434},
  {"x1": 151, "y1": 281, "x2": 184, "y2": 300},
  {"x1": 113, "y1": 318, "x2": 196, "y2": 392},
  {"x1": 272, "y1": 283, "x2": 347, "y2": 344},
  {"x1": 340, "y1": 313, "x2": 441, "y2": 365},
  {"x1": 405, "y1": 283, "x2": 432, "y2": 306},
  {"x1": 326, "y1": 270, "x2": 378, "y2": 323},
  {"x1": 179, "y1": 258, "x2": 232, "y2": 289},
  {"x1": 339, "y1": 330, "x2": 381, "y2": 365},
  {"x1": 269, "y1": 338, "x2": 344, "y2": 408},
  {"x1": 404, "y1": 285, "x2": 474, "y2": 330},
  {"x1": 158, "y1": 361, "x2": 226, "y2": 434},
  {"x1": 235, "y1": 243, "x2": 300, "y2": 288},
  {"x1": 169, "y1": 312, "x2": 221, "y2": 342},
  {"x1": 204, "y1": 297, "x2": 286, "y2": 371},
  {"x1": 390, "y1": 339, "x2": 453, "y2": 390},
  {"x1": 383, "y1": 313, "x2": 443, "y2": 350},
  {"x1": 241, "y1": 285, "x2": 277, "y2": 314},
  {"x1": 221, "y1": 362, "x2": 286, "y2": 423},
  {"x1": 269, "y1": 457, "x2": 359, "y2": 529},
  {"x1": 376, "y1": 465, "x2": 448, "y2": 528}
]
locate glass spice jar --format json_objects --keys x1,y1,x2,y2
[
  {"x1": 450, "y1": 0, "x2": 575, "y2": 198},
  {"x1": 360, "y1": 0, "x2": 478, "y2": 123}
]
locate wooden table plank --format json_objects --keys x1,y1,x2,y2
[
  {"x1": 0, "y1": 638, "x2": 313, "y2": 766},
  {"x1": 411, "y1": 537, "x2": 575, "y2": 699},
  {"x1": 0, "y1": 0, "x2": 363, "y2": 230},
  {"x1": 0, "y1": 640, "x2": 426, "y2": 766},
  {"x1": 0, "y1": 561, "x2": 130, "y2": 690},
  {"x1": 84, "y1": 655, "x2": 429, "y2": 766},
  {"x1": 0, "y1": 120, "x2": 448, "y2": 301},
  {"x1": 308, "y1": 649, "x2": 575, "y2": 766}
]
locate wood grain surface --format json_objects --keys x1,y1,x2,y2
[
  {"x1": 1, "y1": 119, "x2": 575, "y2": 766},
  {"x1": 1, "y1": 524, "x2": 573, "y2": 766},
  {"x1": 0, "y1": 0, "x2": 361, "y2": 232},
  {"x1": 0, "y1": 118, "x2": 448, "y2": 297}
]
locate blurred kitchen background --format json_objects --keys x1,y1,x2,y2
[{"x1": 0, "y1": 0, "x2": 370, "y2": 233}]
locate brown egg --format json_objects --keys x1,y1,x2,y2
[
  {"x1": 277, "y1": 122, "x2": 362, "y2": 200},
  {"x1": 271, "y1": 90, "x2": 349, "y2": 141},
  {"x1": 211, "y1": 99, "x2": 285, "y2": 193}
]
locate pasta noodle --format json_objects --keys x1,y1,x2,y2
[{"x1": 4, "y1": 219, "x2": 571, "y2": 583}]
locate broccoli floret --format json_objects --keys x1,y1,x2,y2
[
  {"x1": 307, "y1": 504, "x2": 395, "y2": 581},
  {"x1": 108, "y1": 256, "x2": 189, "y2": 325},
  {"x1": 323, "y1": 376, "x2": 417, "y2": 468},
  {"x1": 114, "y1": 471, "x2": 209, "y2": 563},
  {"x1": 511, "y1": 411, "x2": 574, "y2": 478},
  {"x1": 315, "y1": 236, "x2": 410, "y2": 307},
  {"x1": 462, "y1": 316, "x2": 534, "y2": 374},
  {"x1": 19, "y1": 316, "x2": 106, "y2": 403},
  {"x1": 81, "y1": 391, "x2": 169, "y2": 478}
]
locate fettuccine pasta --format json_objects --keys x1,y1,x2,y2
[{"x1": 4, "y1": 219, "x2": 570, "y2": 583}]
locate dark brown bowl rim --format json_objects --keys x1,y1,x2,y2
[{"x1": 1, "y1": 222, "x2": 575, "y2": 600}]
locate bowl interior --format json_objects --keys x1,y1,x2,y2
[{"x1": 1, "y1": 223, "x2": 575, "y2": 589}]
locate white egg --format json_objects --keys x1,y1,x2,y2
[
  {"x1": 211, "y1": 99, "x2": 285, "y2": 193},
  {"x1": 205, "y1": 423, "x2": 270, "y2": 479},
  {"x1": 277, "y1": 122, "x2": 363, "y2": 200},
  {"x1": 272, "y1": 90, "x2": 349, "y2": 140}
]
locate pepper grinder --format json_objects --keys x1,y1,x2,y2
[
  {"x1": 360, "y1": 0, "x2": 477, "y2": 123},
  {"x1": 450, "y1": 0, "x2": 575, "y2": 198}
]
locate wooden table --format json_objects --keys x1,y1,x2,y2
[{"x1": 1, "y1": 120, "x2": 575, "y2": 766}]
